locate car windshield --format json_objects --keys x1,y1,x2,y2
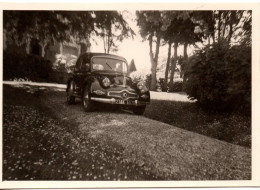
[{"x1": 92, "y1": 57, "x2": 127, "y2": 73}]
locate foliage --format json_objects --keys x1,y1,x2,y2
[
  {"x1": 129, "y1": 71, "x2": 151, "y2": 89},
  {"x1": 159, "y1": 79, "x2": 183, "y2": 92},
  {"x1": 94, "y1": 11, "x2": 135, "y2": 53},
  {"x1": 3, "y1": 49, "x2": 52, "y2": 82},
  {"x1": 3, "y1": 11, "x2": 71, "y2": 57},
  {"x1": 169, "y1": 81, "x2": 183, "y2": 92},
  {"x1": 3, "y1": 11, "x2": 134, "y2": 56},
  {"x1": 136, "y1": 11, "x2": 163, "y2": 91},
  {"x1": 52, "y1": 54, "x2": 77, "y2": 73},
  {"x1": 185, "y1": 40, "x2": 251, "y2": 112},
  {"x1": 136, "y1": 11, "x2": 195, "y2": 91},
  {"x1": 192, "y1": 11, "x2": 251, "y2": 45}
]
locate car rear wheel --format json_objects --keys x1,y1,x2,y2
[
  {"x1": 67, "y1": 81, "x2": 76, "y2": 104},
  {"x1": 82, "y1": 85, "x2": 93, "y2": 112},
  {"x1": 133, "y1": 106, "x2": 146, "y2": 115}
]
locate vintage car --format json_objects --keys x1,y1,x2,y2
[{"x1": 66, "y1": 52, "x2": 150, "y2": 115}]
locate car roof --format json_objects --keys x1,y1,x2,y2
[{"x1": 80, "y1": 52, "x2": 127, "y2": 62}]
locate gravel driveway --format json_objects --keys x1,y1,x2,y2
[{"x1": 3, "y1": 82, "x2": 251, "y2": 180}]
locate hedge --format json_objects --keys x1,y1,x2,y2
[
  {"x1": 3, "y1": 50, "x2": 52, "y2": 82},
  {"x1": 185, "y1": 40, "x2": 251, "y2": 112}
]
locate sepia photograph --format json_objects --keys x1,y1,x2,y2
[{"x1": 0, "y1": 2, "x2": 259, "y2": 189}]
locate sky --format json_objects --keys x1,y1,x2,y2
[{"x1": 90, "y1": 11, "x2": 194, "y2": 75}]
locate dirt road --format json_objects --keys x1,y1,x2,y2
[{"x1": 2, "y1": 82, "x2": 251, "y2": 180}]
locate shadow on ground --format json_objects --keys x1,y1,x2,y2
[{"x1": 144, "y1": 99, "x2": 251, "y2": 147}]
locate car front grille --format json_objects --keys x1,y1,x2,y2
[{"x1": 108, "y1": 90, "x2": 138, "y2": 100}]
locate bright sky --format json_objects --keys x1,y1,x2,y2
[{"x1": 90, "y1": 11, "x2": 194, "y2": 75}]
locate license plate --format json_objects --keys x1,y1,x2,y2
[{"x1": 115, "y1": 99, "x2": 135, "y2": 105}]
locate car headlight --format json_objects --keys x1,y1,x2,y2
[
  {"x1": 102, "y1": 77, "x2": 111, "y2": 87},
  {"x1": 137, "y1": 81, "x2": 148, "y2": 92}
]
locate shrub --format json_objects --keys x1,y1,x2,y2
[
  {"x1": 3, "y1": 49, "x2": 53, "y2": 82},
  {"x1": 130, "y1": 71, "x2": 151, "y2": 89},
  {"x1": 169, "y1": 81, "x2": 183, "y2": 92},
  {"x1": 185, "y1": 40, "x2": 251, "y2": 112}
]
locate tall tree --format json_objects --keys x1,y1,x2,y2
[
  {"x1": 160, "y1": 12, "x2": 195, "y2": 92},
  {"x1": 3, "y1": 11, "x2": 70, "y2": 56},
  {"x1": 136, "y1": 11, "x2": 164, "y2": 91},
  {"x1": 162, "y1": 39, "x2": 172, "y2": 91},
  {"x1": 192, "y1": 10, "x2": 247, "y2": 45},
  {"x1": 3, "y1": 11, "x2": 97, "y2": 57},
  {"x1": 94, "y1": 11, "x2": 135, "y2": 53},
  {"x1": 136, "y1": 11, "x2": 187, "y2": 91},
  {"x1": 181, "y1": 12, "x2": 203, "y2": 90},
  {"x1": 3, "y1": 11, "x2": 134, "y2": 56},
  {"x1": 192, "y1": 11, "x2": 216, "y2": 45}
]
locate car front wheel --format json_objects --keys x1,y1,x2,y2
[
  {"x1": 133, "y1": 106, "x2": 146, "y2": 115},
  {"x1": 82, "y1": 85, "x2": 93, "y2": 112},
  {"x1": 67, "y1": 81, "x2": 76, "y2": 104}
]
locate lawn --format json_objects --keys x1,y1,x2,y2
[{"x1": 144, "y1": 92, "x2": 251, "y2": 148}]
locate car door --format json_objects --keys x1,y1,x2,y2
[
  {"x1": 73, "y1": 55, "x2": 84, "y2": 95},
  {"x1": 74, "y1": 55, "x2": 91, "y2": 94}
]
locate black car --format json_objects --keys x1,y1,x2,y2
[{"x1": 66, "y1": 52, "x2": 150, "y2": 115}]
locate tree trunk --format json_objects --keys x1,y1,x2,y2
[
  {"x1": 107, "y1": 28, "x2": 112, "y2": 54},
  {"x1": 150, "y1": 33, "x2": 161, "y2": 91},
  {"x1": 25, "y1": 38, "x2": 31, "y2": 54},
  {"x1": 168, "y1": 43, "x2": 178, "y2": 92},
  {"x1": 163, "y1": 40, "x2": 172, "y2": 91},
  {"x1": 59, "y1": 42, "x2": 63, "y2": 55},
  {"x1": 222, "y1": 11, "x2": 228, "y2": 38},
  {"x1": 182, "y1": 43, "x2": 188, "y2": 91},
  {"x1": 211, "y1": 12, "x2": 216, "y2": 44},
  {"x1": 148, "y1": 34, "x2": 155, "y2": 90},
  {"x1": 40, "y1": 41, "x2": 47, "y2": 58},
  {"x1": 212, "y1": 32, "x2": 215, "y2": 44},
  {"x1": 103, "y1": 36, "x2": 107, "y2": 53},
  {"x1": 228, "y1": 13, "x2": 234, "y2": 43},
  {"x1": 217, "y1": 11, "x2": 222, "y2": 41}
]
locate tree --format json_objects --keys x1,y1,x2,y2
[
  {"x1": 3, "y1": 11, "x2": 134, "y2": 56},
  {"x1": 3, "y1": 11, "x2": 71, "y2": 57},
  {"x1": 192, "y1": 10, "x2": 249, "y2": 45},
  {"x1": 185, "y1": 11, "x2": 252, "y2": 111},
  {"x1": 162, "y1": 39, "x2": 172, "y2": 91},
  {"x1": 136, "y1": 11, "x2": 164, "y2": 91},
  {"x1": 180, "y1": 12, "x2": 204, "y2": 90},
  {"x1": 136, "y1": 11, "x2": 187, "y2": 91},
  {"x1": 94, "y1": 11, "x2": 135, "y2": 53},
  {"x1": 161, "y1": 12, "x2": 199, "y2": 92}
]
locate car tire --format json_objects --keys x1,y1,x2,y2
[
  {"x1": 82, "y1": 85, "x2": 93, "y2": 112},
  {"x1": 67, "y1": 81, "x2": 76, "y2": 104},
  {"x1": 133, "y1": 106, "x2": 146, "y2": 115}
]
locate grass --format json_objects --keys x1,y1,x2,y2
[{"x1": 144, "y1": 99, "x2": 251, "y2": 148}]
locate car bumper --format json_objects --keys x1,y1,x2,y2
[{"x1": 90, "y1": 97, "x2": 149, "y2": 106}]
